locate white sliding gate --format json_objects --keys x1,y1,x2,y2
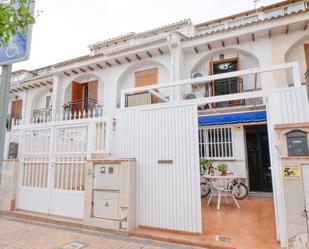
[
  {"x1": 17, "y1": 124, "x2": 88, "y2": 218},
  {"x1": 117, "y1": 104, "x2": 202, "y2": 233}
]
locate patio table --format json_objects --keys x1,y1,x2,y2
[{"x1": 203, "y1": 174, "x2": 241, "y2": 210}]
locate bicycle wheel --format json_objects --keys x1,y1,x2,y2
[
  {"x1": 232, "y1": 183, "x2": 249, "y2": 200},
  {"x1": 200, "y1": 183, "x2": 211, "y2": 197}
]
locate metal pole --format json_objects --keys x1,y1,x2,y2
[{"x1": 0, "y1": 64, "x2": 13, "y2": 169}]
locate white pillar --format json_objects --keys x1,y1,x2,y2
[
  {"x1": 168, "y1": 33, "x2": 182, "y2": 101},
  {"x1": 51, "y1": 74, "x2": 62, "y2": 121}
]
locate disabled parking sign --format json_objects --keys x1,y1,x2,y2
[{"x1": 0, "y1": 2, "x2": 34, "y2": 66}]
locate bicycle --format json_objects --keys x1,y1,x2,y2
[{"x1": 200, "y1": 165, "x2": 249, "y2": 200}]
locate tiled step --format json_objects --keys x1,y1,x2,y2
[{"x1": 131, "y1": 228, "x2": 235, "y2": 249}]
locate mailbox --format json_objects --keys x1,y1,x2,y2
[{"x1": 286, "y1": 130, "x2": 309, "y2": 156}]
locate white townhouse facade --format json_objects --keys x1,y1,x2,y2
[{"x1": 2, "y1": 0, "x2": 309, "y2": 247}]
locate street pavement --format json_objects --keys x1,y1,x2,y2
[{"x1": 0, "y1": 216, "x2": 199, "y2": 249}]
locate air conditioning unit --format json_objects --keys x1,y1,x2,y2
[
  {"x1": 192, "y1": 72, "x2": 206, "y2": 79},
  {"x1": 184, "y1": 93, "x2": 197, "y2": 100}
]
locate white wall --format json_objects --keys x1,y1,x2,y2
[
  {"x1": 117, "y1": 62, "x2": 170, "y2": 106},
  {"x1": 285, "y1": 36, "x2": 309, "y2": 84},
  {"x1": 31, "y1": 88, "x2": 52, "y2": 111},
  {"x1": 200, "y1": 124, "x2": 248, "y2": 178}
]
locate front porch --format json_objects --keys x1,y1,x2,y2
[{"x1": 133, "y1": 197, "x2": 280, "y2": 249}]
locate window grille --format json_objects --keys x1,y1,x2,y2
[{"x1": 198, "y1": 126, "x2": 234, "y2": 159}]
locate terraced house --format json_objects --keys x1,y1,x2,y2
[{"x1": 1, "y1": 0, "x2": 309, "y2": 248}]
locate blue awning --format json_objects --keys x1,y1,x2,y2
[{"x1": 198, "y1": 111, "x2": 267, "y2": 126}]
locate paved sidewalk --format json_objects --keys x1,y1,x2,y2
[{"x1": 0, "y1": 216, "x2": 198, "y2": 249}]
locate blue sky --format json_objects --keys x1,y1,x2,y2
[{"x1": 14, "y1": 0, "x2": 283, "y2": 70}]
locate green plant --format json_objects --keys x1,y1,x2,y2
[
  {"x1": 0, "y1": 0, "x2": 36, "y2": 45},
  {"x1": 200, "y1": 159, "x2": 213, "y2": 176},
  {"x1": 217, "y1": 163, "x2": 228, "y2": 175}
]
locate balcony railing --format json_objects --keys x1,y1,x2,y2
[
  {"x1": 305, "y1": 69, "x2": 309, "y2": 98},
  {"x1": 6, "y1": 114, "x2": 22, "y2": 131},
  {"x1": 126, "y1": 92, "x2": 152, "y2": 107},
  {"x1": 63, "y1": 99, "x2": 103, "y2": 120},
  {"x1": 121, "y1": 63, "x2": 300, "y2": 109},
  {"x1": 32, "y1": 108, "x2": 52, "y2": 124}
]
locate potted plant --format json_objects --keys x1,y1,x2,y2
[
  {"x1": 63, "y1": 103, "x2": 70, "y2": 120},
  {"x1": 217, "y1": 163, "x2": 228, "y2": 176},
  {"x1": 200, "y1": 159, "x2": 213, "y2": 176}
]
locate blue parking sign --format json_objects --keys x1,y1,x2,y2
[{"x1": 0, "y1": 2, "x2": 34, "y2": 66}]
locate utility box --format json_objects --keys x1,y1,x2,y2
[
  {"x1": 93, "y1": 191, "x2": 119, "y2": 220},
  {"x1": 84, "y1": 159, "x2": 136, "y2": 232},
  {"x1": 93, "y1": 164, "x2": 120, "y2": 190}
]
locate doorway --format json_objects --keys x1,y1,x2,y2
[
  {"x1": 210, "y1": 58, "x2": 242, "y2": 107},
  {"x1": 71, "y1": 80, "x2": 98, "y2": 114},
  {"x1": 245, "y1": 124, "x2": 272, "y2": 192}
]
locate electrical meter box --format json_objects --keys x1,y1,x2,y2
[
  {"x1": 93, "y1": 164, "x2": 120, "y2": 190},
  {"x1": 84, "y1": 159, "x2": 136, "y2": 232},
  {"x1": 93, "y1": 191, "x2": 119, "y2": 220}
]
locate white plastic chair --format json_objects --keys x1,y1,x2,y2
[{"x1": 207, "y1": 179, "x2": 240, "y2": 210}]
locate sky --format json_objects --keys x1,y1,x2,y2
[{"x1": 13, "y1": 0, "x2": 284, "y2": 71}]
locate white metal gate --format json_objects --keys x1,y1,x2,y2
[
  {"x1": 117, "y1": 104, "x2": 202, "y2": 233},
  {"x1": 17, "y1": 125, "x2": 88, "y2": 218}
]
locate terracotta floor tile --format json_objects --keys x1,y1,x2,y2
[{"x1": 133, "y1": 197, "x2": 283, "y2": 249}]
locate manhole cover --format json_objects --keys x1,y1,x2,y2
[
  {"x1": 59, "y1": 241, "x2": 89, "y2": 249},
  {"x1": 215, "y1": 235, "x2": 232, "y2": 243}
]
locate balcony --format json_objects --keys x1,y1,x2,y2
[
  {"x1": 121, "y1": 63, "x2": 299, "y2": 110},
  {"x1": 6, "y1": 114, "x2": 22, "y2": 131},
  {"x1": 32, "y1": 108, "x2": 52, "y2": 124},
  {"x1": 63, "y1": 98, "x2": 103, "y2": 120}
]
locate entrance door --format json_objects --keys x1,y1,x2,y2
[
  {"x1": 245, "y1": 125, "x2": 272, "y2": 192},
  {"x1": 71, "y1": 81, "x2": 98, "y2": 114}
]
